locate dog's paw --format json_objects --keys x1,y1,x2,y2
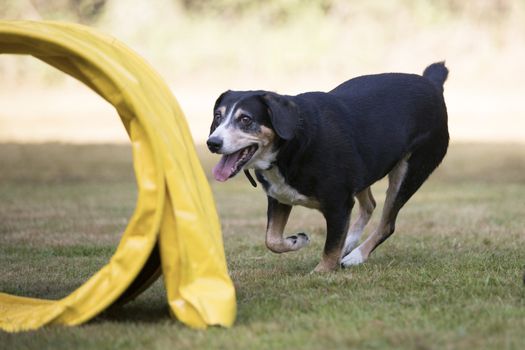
[
  {"x1": 312, "y1": 263, "x2": 337, "y2": 273},
  {"x1": 285, "y1": 232, "x2": 309, "y2": 250},
  {"x1": 342, "y1": 237, "x2": 359, "y2": 257},
  {"x1": 341, "y1": 249, "x2": 365, "y2": 268}
]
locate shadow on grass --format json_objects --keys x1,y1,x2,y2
[{"x1": 95, "y1": 301, "x2": 170, "y2": 324}]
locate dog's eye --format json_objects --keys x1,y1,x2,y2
[
  {"x1": 239, "y1": 115, "x2": 252, "y2": 126},
  {"x1": 214, "y1": 113, "x2": 222, "y2": 123}
]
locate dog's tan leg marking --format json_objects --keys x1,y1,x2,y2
[
  {"x1": 342, "y1": 187, "x2": 376, "y2": 256},
  {"x1": 313, "y1": 212, "x2": 351, "y2": 273},
  {"x1": 313, "y1": 248, "x2": 343, "y2": 273},
  {"x1": 341, "y1": 157, "x2": 409, "y2": 267},
  {"x1": 265, "y1": 200, "x2": 309, "y2": 253}
]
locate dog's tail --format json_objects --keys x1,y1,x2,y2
[{"x1": 423, "y1": 61, "x2": 449, "y2": 93}]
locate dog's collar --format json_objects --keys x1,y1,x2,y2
[
  {"x1": 244, "y1": 162, "x2": 277, "y2": 188},
  {"x1": 244, "y1": 170, "x2": 257, "y2": 187}
]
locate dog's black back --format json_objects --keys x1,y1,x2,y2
[{"x1": 270, "y1": 66, "x2": 448, "y2": 203}]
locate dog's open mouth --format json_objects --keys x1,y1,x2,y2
[{"x1": 212, "y1": 145, "x2": 258, "y2": 182}]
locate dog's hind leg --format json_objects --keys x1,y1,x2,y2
[
  {"x1": 342, "y1": 136, "x2": 448, "y2": 267},
  {"x1": 265, "y1": 196, "x2": 309, "y2": 253},
  {"x1": 342, "y1": 187, "x2": 376, "y2": 256},
  {"x1": 341, "y1": 156, "x2": 409, "y2": 267}
]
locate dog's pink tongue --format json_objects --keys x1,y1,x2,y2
[{"x1": 212, "y1": 152, "x2": 241, "y2": 182}]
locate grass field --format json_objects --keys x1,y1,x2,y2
[{"x1": 0, "y1": 143, "x2": 524, "y2": 349}]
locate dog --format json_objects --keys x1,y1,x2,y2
[{"x1": 207, "y1": 62, "x2": 449, "y2": 272}]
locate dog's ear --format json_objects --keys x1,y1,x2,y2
[{"x1": 261, "y1": 93, "x2": 300, "y2": 140}]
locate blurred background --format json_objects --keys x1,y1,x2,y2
[{"x1": 1, "y1": 0, "x2": 524, "y2": 144}]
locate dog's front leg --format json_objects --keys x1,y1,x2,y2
[
  {"x1": 314, "y1": 202, "x2": 353, "y2": 272},
  {"x1": 265, "y1": 196, "x2": 309, "y2": 253}
]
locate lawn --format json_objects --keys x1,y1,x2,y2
[{"x1": 0, "y1": 143, "x2": 524, "y2": 349}]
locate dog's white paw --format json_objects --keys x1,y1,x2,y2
[
  {"x1": 341, "y1": 248, "x2": 365, "y2": 267},
  {"x1": 285, "y1": 232, "x2": 310, "y2": 250},
  {"x1": 342, "y1": 236, "x2": 359, "y2": 256}
]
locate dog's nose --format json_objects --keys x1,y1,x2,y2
[{"x1": 207, "y1": 137, "x2": 223, "y2": 153}]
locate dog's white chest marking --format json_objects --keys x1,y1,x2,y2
[{"x1": 260, "y1": 167, "x2": 320, "y2": 209}]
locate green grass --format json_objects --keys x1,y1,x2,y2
[{"x1": 0, "y1": 143, "x2": 524, "y2": 349}]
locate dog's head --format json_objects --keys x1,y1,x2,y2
[{"x1": 207, "y1": 90, "x2": 300, "y2": 182}]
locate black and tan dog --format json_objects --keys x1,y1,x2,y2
[{"x1": 207, "y1": 62, "x2": 449, "y2": 272}]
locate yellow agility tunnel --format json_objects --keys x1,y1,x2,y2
[{"x1": 0, "y1": 21, "x2": 236, "y2": 332}]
